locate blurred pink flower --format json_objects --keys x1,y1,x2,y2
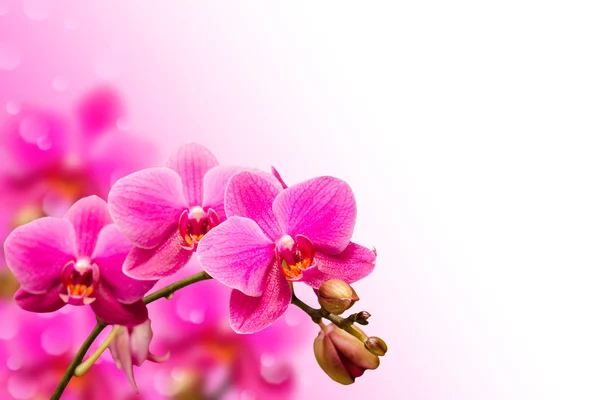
[
  {"x1": 0, "y1": 86, "x2": 157, "y2": 277},
  {"x1": 0, "y1": 302, "x2": 143, "y2": 400},
  {"x1": 4, "y1": 196, "x2": 154, "y2": 325},
  {"x1": 76, "y1": 85, "x2": 124, "y2": 136},
  {"x1": 134, "y1": 264, "x2": 308, "y2": 399},
  {"x1": 197, "y1": 171, "x2": 376, "y2": 333}
]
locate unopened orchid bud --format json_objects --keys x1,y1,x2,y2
[
  {"x1": 354, "y1": 311, "x2": 371, "y2": 325},
  {"x1": 318, "y1": 279, "x2": 359, "y2": 315},
  {"x1": 314, "y1": 324, "x2": 380, "y2": 385},
  {"x1": 109, "y1": 320, "x2": 170, "y2": 391},
  {"x1": 364, "y1": 336, "x2": 388, "y2": 356}
]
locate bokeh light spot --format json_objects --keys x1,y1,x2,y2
[
  {"x1": 8, "y1": 374, "x2": 37, "y2": 399},
  {"x1": 0, "y1": 41, "x2": 22, "y2": 71},
  {"x1": 52, "y1": 76, "x2": 68, "y2": 92},
  {"x1": 23, "y1": 0, "x2": 51, "y2": 21},
  {"x1": 6, "y1": 101, "x2": 21, "y2": 115},
  {"x1": 41, "y1": 324, "x2": 72, "y2": 355},
  {"x1": 0, "y1": 0, "x2": 9, "y2": 16},
  {"x1": 19, "y1": 115, "x2": 49, "y2": 144}
]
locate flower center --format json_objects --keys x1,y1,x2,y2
[
  {"x1": 178, "y1": 206, "x2": 220, "y2": 250},
  {"x1": 60, "y1": 258, "x2": 99, "y2": 306},
  {"x1": 276, "y1": 234, "x2": 315, "y2": 280}
]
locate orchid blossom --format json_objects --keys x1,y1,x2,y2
[
  {"x1": 197, "y1": 171, "x2": 376, "y2": 333},
  {"x1": 108, "y1": 142, "x2": 256, "y2": 280},
  {"x1": 3, "y1": 196, "x2": 154, "y2": 325}
]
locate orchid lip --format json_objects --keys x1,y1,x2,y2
[
  {"x1": 60, "y1": 258, "x2": 100, "y2": 306},
  {"x1": 276, "y1": 234, "x2": 315, "y2": 280},
  {"x1": 178, "y1": 206, "x2": 220, "y2": 250}
]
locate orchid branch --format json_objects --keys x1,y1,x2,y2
[
  {"x1": 291, "y1": 294, "x2": 367, "y2": 342},
  {"x1": 50, "y1": 321, "x2": 107, "y2": 400},
  {"x1": 143, "y1": 271, "x2": 212, "y2": 304},
  {"x1": 50, "y1": 271, "x2": 213, "y2": 399}
]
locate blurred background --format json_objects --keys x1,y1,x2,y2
[{"x1": 1, "y1": 1, "x2": 600, "y2": 399}]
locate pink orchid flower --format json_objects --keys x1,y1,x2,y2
[
  {"x1": 197, "y1": 171, "x2": 376, "y2": 333},
  {"x1": 108, "y1": 142, "x2": 242, "y2": 280},
  {"x1": 108, "y1": 320, "x2": 169, "y2": 392},
  {"x1": 3, "y1": 196, "x2": 154, "y2": 325}
]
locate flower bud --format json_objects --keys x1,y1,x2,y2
[
  {"x1": 314, "y1": 324, "x2": 380, "y2": 385},
  {"x1": 354, "y1": 311, "x2": 371, "y2": 325},
  {"x1": 364, "y1": 336, "x2": 388, "y2": 356},
  {"x1": 109, "y1": 320, "x2": 170, "y2": 391},
  {"x1": 317, "y1": 279, "x2": 359, "y2": 315}
]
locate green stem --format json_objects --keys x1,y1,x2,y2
[
  {"x1": 291, "y1": 294, "x2": 368, "y2": 342},
  {"x1": 50, "y1": 271, "x2": 213, "y2": 399},
  {"x1": 143, "y1": 271, "x2": 212, "y2": 304},
  {"x1": 49, "y1": 321, "x2": 107, "y2": 400}
]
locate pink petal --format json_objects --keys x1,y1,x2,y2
[
  {"x1": 229, "y1": 266, "x2": 292, "y2": 334},
  {"x1": 123, "y1": 230, "x2": 193, "y2": 280},
  {"x1": 3, "y1": 217, "x2": 76, "y2": 293},
  {"x1": 129, "y1": 320, "x2": 152, "y2": 366},
  {"x1": 301, "y1": 242, "x2": 376, "y2": 288},
  {"x1": 90, "y1": 283, "x2": 148, "y2": 326},
  {"x1": 202, "y1": 165, "x2": 243, "y2": 221},
  {"x1": 108, "y1": 167, "x2": 187, "y2": 248},
  {"x1": 225, "y1": 171, "x2": 283, "y2": 241},
  {"x1": 64, "y1": 196, "x2": 112, "y2": 258},
  {"x1": 109, "y1": 327, "x2": 138, "y2": 391},
  {"x1": 93, "y1": 225, "x2": 156, "y2": 303},
  {"x1": 203, "y1": 166, "x2": 284, "y2": 221},
  {"x1": 166, "y1": 143, "x2": 218, "y2": 206},
  {"x1": 273, "y1": 176, "x2": 357, "y2": 254},
  {"x1": 197, "y1": 216, "x2": 275, "y2": 297},
  {"x1": 14, "y1": 285, "x2": 65, "y2": 313},
  {"x1": 271, "y1": 166, "x2": 289, "y2": 189}
]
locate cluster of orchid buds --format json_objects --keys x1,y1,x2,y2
[
  {"x1": 313, "y1": 279, "x2": 388, "y2": 384},
  {"x1": 2, "y1": 141, "x2": 387, "y2": 398}
]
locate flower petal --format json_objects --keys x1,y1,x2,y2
[
  {"x1": 108, "y1": 167, "x2": 187, "y2": 248},
  {"x1": 93, "y1": 225, "x2": 156, "y2": 303},
  {"x1": 202, "y1": 165, "x2": 242, "y2": 221},
  {"x1": 4, "y1": 217, "x2": 76, "y2": 293},
  {"x1": 273, "y1": 177, "x2": 357, "y2": 254},
  {"x1": 229, "y1": 266, "x2": 292, "y2": 334},
  {"x1": 129, "y1": 320, "x2": 152, "y2": 366},
  {"x1": 90, "y1": 283, "x2": 149, "y2": 326},
  {"x1": 225, "y1": 171, "x2": 283, "y2": 241},
  {"x1": 197, "y1": 216, "x2": 275, "y2": 297},
  {"x1": 166, "y1": 142, "x2": 218, "y2": 206},
  {"x1": 123, "y1": 230, "x2": 193, "y2": 280},
  {"x1": 14, "y1": 285, "x2": 65, "y2": 313},
  {"x1": 64, "y1": 196, "x2": 112, "y2": 258},
  {"x1": 108, "y1": 327, "x2": 138, "y2": 392},
  {"x1": 301, "y1": 242, "x2": 376, "y2": 288}
]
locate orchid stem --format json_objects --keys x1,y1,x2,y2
[
  {"x1": 74, "y1": 325, "x2": 122, "y2": 377},
  {"x1": 49, "y1": 321, "x2": 107, "y2": 400},
  {"x1": 50, "y1": 271, "x2": 213, "y2": 399},
  {"x1": 143, "y1": 271, "x2": 212, "y2": 304},
  {"x1": 291, "y1": 294, "x2": 368, "y2": 342}
]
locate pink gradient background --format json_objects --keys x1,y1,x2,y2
[{"x1": 2, "y1": 1, "x2": 600, "y2": 399}]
